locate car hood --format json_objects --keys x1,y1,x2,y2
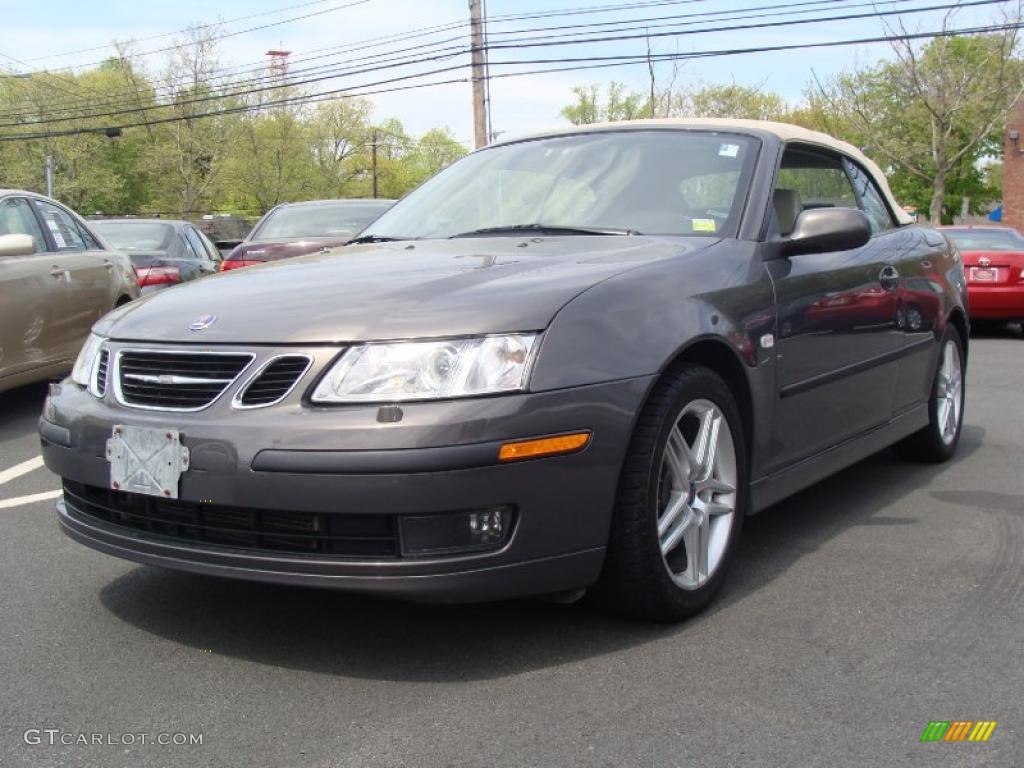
[
  {"x1": 98, "y1": 236, "x2": 719, "y2": 344},
  {"x1": 229, "y1": 237, "x2": 351, "y2": 261}
]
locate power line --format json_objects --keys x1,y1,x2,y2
[
  {"x1": 0, "y1": 0, "x2": 838, "y2": 118},
  {"x1": 4, "y1": 0, "x2": 375, "y2": 77},
  {"x1": 17, "y1": 0, "x2": 335, "y2": 64},
  {"x1": 2, "y1": 0, "x2": 708, "y2": 79},
  {"x1": 0, "y1": 51, "x2": 106, "y2": 105},
  {"x1": 0, "y1": 0, "x2": 723, "y2": 117},
  {"x1": 1, "y1": 19, "x2": 1017, "y2": 142},
  {"x1": 0, "y1": 0, "x2": 995, "y2": 128}
]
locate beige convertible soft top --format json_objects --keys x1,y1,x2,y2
[{"x1": 504, "y1": 118, "x2": 914, "y2": 227}]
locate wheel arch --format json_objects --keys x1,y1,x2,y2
[
  {"x1": 650, "y1": 336, "x2": 755, "y2": 466},
  {"x1": 947, "y1": 307, "x2": 968, "y2": 362}
]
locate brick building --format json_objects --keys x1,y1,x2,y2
[{"x1": 1002, "y1": 98, "x2": 1024, "y2": 231}]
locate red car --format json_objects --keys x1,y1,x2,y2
[{"x1": 941, "y1": 226, "x2": 1024, "y2": 324}]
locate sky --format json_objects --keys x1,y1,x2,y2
[{"x1": 0, "y1": 0, "x2": 1009, "y2": 145}]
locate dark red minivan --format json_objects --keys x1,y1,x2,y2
[{"x1": 222, "y1": 198, "x2": 394, "y2": 271}]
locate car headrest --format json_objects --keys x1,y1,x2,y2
[{"x1": 773, "y1": 188, "x2": 803, "y2": 236}]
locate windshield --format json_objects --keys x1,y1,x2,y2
[
  {"x1": 252, "y1": 202, "x2": 391, "y2": 241},
  {"x1": 364, "y1": 130, "x2": 758, "y2": 240},
  {"x1": 944, "y1": 228, "x2": 1024, "y2": 252},
  {"x1": 92, "y1": 221, "x2": 174, "y2": 251}
]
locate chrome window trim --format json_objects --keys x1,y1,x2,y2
[
  {"x1": 232, "y1": 354, "x2": 314, "y2": 410},
  {"x1": 113, "y1": 347, "x2": 256, "y2": 413}
]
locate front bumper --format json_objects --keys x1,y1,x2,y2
[{"x1": 42, "y1": 374, "x2": 652, "y2": 602}]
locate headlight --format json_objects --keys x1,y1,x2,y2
[
  {"x1": 71, "y1": 333, "x2": 105, "y2": 390},
  {"x1": 311, "y1": 334, "x2": 538, "y2": 403}
]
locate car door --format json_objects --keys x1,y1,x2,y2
[
  {"x1": 194, "y1": 227, "x2": 224, "y2": 271},
  {"x1": 764, "y1": 145, "x2": 903, "y2": 470},
  {"x1": 845, "y1": 161, "x2": 944, "y2": 415},
  {"x1": 31, "y1": 199, "x2": 116, "y2": 357},
  {"x1": 183, "y1": 226, "x2": 219, "y2": 277},
  {"x1": 0, "y1": 196, "x2": 69, "y2": 381}
]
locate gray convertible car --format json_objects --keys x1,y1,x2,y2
[{"x1": 40, "y1": 120, "x2": 968, "y2": 621}]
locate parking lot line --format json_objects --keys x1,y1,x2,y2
[
  {"x1": 0, "y1": 490, "x2": 61, "y2": 510},
  {"x1": 0, "y1": 456, "x2": 44, "y2": 486}
]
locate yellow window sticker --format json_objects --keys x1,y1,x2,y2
[{"x1": 691, "y1": 218, "x2": 716, "y2": 232}]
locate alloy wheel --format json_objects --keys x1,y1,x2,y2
[
  {"x1": 656, "y1": 399, "x2": 738, "y2": 590},
  {"x1": 936, "y1": 339, "x2": 963, "y2": 446}
]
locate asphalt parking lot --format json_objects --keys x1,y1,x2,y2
[{"x1": 1, "y1": 330, "x2": 1021, "y2": 768}]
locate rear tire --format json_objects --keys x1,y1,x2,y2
[
  {"x1": 895, "y1": 326, "x2": 965, "y2": 462},
  {"x1": 592, "y1": 364, "x2": 747, "y2": 622}
]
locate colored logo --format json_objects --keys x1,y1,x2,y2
[
  {"x1": 189, "y1": 314, "x2": 217, "y2": 332},
  {"x1": 920, "y1": 721, "x2": 997, "y2": 742}
]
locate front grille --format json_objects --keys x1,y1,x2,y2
[
  {"x1": 63, "y1": 481, "x2": 399, "y2": 558},
  {"x1": 117, "y1": 350, "x2": 252, "y2": 410},
  {"x1": 94, "y1": 349, "x2": 109, "y2": 396},
  {"x1": 237, "y1": 355, "x2": 311, "y2": 407}
]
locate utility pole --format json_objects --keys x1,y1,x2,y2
[
  {"x1": 468, "y1": 0, "x2": 488, "y2": 150},
  {"x1": 371, "y1": 131, "x2": 378, "y2": 199},
  {"x1": 45, "y1": 154, "x2": 53, "y2": 198}
]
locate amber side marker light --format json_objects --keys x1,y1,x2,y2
[{"x1": 498, "y1": 432, "x2": 592, "y2": 462}]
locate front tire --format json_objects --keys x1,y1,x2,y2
[
  {"x1": 895, "y1": 326, "x2": 965, "y2": 462},
  {"x1": 593, "y1": 365, "x2": 747, "y2": 622}
]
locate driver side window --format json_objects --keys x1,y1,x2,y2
[
  {"x1": 773, "y1": 147, "x2": 857, "y2": 236},
  {"x1": 0, "y1": 197, "x2": 46, "y2": 253}
]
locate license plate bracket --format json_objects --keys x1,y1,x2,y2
[
  {"x1": 106, "y1": 425, "x2": 190, "y2": 499},
  {"x1": 969, "y1": 267, "x2": 998, "y2": 282}
]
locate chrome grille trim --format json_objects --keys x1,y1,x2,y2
[
  {"x1": 232, "y1": 354, "x2": 314, "y2": 410},
  {"x1": 113, "y1": 348, "x2": 255, "y2": 412},
  {"x1": 91, "y1": 347, "x2": 109, "y2": 398}
]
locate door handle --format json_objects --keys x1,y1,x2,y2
[
  {"x1": 103, "y1": 261, "x2": 114, "y2": 270},
  {"x1": 879, "y1": 265, "x2": 900, "y2": 290},
  {"x1": 49, "y1": 266, "x2": 65, "y2": 278}
]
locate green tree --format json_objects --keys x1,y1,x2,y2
[
  {"x1": 307, "y1": 98, "x2": 373, "y2": 198},
  {"x1": 407, "y1": 128, "x2": 468, "y2": 184},
  {"x1": 811, "y1": 29, "x2": 1023, "y2": 224},
  {"x1": 680, "y1": 83, "x2": 790, "y2": 121},
  {"x1": 224, "y1": 100, "x2": 316, "y2": 213},
  {"x1": 561, "y1": 82, "x2": 649, "y2": 125},
  {"x1": 561, "y1": 80, "x2": 790, "y2": 124},
  {"x1": 148, "y1": 26, "x2": 243, "y2": 216}
]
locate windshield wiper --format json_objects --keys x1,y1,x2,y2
[
  {"x1": 449, "y1": 223, "x2": 640, "y2": 238},
  {"x1": 347, "y1": 233, "x2": 413, "y2": 244}
]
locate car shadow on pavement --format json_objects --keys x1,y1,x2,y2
[
  {"x1": 98, "y1": 425, "x2": 984, "y2": 683},
  {"x1": 969, "y1": 321, "x2": 1023, "y2": 340},
  {"x1": 0, "y1": 381, "x2": 49, "y2": 440}
]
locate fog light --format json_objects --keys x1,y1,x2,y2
[{"x1": 399, "y1": 506, "x2": 514, "y2": 556}]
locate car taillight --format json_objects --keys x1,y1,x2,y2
[
  {"x1": 134, "y1": 266, "x2": 181, "y2": 287},
  {"x1": 220, "y1": 259, "x2": 264, "y2": 271}
]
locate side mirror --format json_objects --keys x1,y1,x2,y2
[
  {"x1": 782, "y1": 208, "x2": 871, "y2": 256},
  {"x1": 0, "y1": 233, "x2": 35, "y2": 257}
]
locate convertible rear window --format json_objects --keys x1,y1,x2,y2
[{"x1": 365, "y1": 130, "x2": 759, "y2": 239}]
